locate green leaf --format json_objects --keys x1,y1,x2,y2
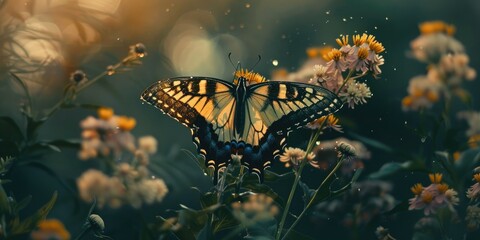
[
  {"x1": 46, "y1": 139, "x2": 81, "y2": 149},
  {"x1": 9, "y1": 191, "x2": 57, "y2": 236},
  {"x1": 454, "y1": 148, "x2": 480, "y2": 179},
  {"x1": 263, "y1": 170, "x2": 294, "y2": 182},
  {"x1": 212, "y1": 207, "x2": 238, "y2": 233},
  {"x1": 12, "y1": 195, "x2": 32, "y2": 214},
  {"x1": 348, "y1": 131, "x2": 393, "y2": 153},
  {"x1": 153, "y1": 216, "x2": 196, "y2": 240},
  {"x1": 24, "y1": 142, "x2": 62, "y2": 155},
  {"x1": 176, "y1": 204, "x2": 220, "y2": 237},
  {"x1": 0, "y1": 140, "x2": 20, "y2": 158},
  {"x1": 25, "y1": 116, "x2": 47, "y2": 141},
  {"x1": 181, "y1": 149, "x2": 209, "y2": 175},
  {"x1": 200, "y1": 192, "x2": 217, "y2": 209},
  {"x1": 242, "y1": 182, "x2": 285, "y2": 207},
  {"x1": 0, "y1": 116, "x2": 24, "y2": 144},
  {"x1": 369, "y1": 160, "x2": 426, "y2": 179}
]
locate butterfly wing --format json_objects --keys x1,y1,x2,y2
[
  {"x1": 140, "y1": 77, "x2": 237, "y2": 181},
  {"x1": 240, "y1": 81, "x2": 343, "y2": 179}
]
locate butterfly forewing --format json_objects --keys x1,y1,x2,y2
[
  {"x1": 141, "y1": 77, "x2": 236, "y2": 138},
  {"x1": 245, "y1": 81, "x2": 342, "y2": 144}
]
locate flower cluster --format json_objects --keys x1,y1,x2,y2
[
  {"x1": 77, "y1": 163, "x2": 168, "y2": 209},
  {"x1": 231, "y1": 194, "x2": 279, "y2": 223},
  {"x1": 77, "y1": 108, "x2": 167, "y2": 208},
  {"x1": 402, "y1": 21, "x2": 476, "y2": 111},
  {"x1": 78, "y1": 107, "x2": 138, "y2": 160},
  {"x1": 30, "y1": 219, "x2": 70, "y2": 240},
  {"x1": 312, "y1": 138, "x2": 370, "y2": 175},
  {"x1": 408, "y1": 173, "x2": 459, "y2": 215},
  {"x1": 307, "y1": 34, "x2": 384, "y2": 109},
  {"x1": 272, "y1": 34, "x2": 384, "y2": 110},
  {"x1": 313, "y1": 180, "x2": 395, "y2": 228}
]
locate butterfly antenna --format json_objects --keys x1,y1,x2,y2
[
  {"x1": 250, "y1": 55, "x2": 261, "y2": 72},
  {"x1": 228, "y1": 52, "x2": 236, "y2": 69}
]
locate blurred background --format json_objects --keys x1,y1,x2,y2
[{"x1": 1, "y1": 0, "x2": 479, "y2": 239}]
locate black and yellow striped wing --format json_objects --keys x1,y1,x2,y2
[
  {"x1": 141, "y1": 77, "x2": 237, "y2": 140},
  {"x1": 141, "y1": 77, "x2": 238, "y2": 180},
  {"x1": 239, "y1": 81, "x2": 342, "y2": 177}
]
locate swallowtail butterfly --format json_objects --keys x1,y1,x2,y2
[{"x1": 141, "y1": 70, "x2": 342, "y2": 182}]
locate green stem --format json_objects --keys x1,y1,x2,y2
[
  {"x1": 74, "y1": 227, "x2": 91, "y2": 240},
  {"x1": 276, "y1": 129, "x2": 322, "y2": 239},
  {"x1": 281, "y1": 155, "x2": 346, "y2": 240},
  {"x1": 44, "y1": 55, "x2": 139, "y2": 118},
  {"x1": 275, "y1": 166, "x2": 302, "y2": 239}
]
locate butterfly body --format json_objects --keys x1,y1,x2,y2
[{"x1": 141, "y1": 71, "x2": 342, "y2": 182}]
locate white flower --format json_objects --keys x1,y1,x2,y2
[
  {"x1": 138, "y1": 136, "x2": 158, "y2": 154},
  {"x1": 76, "y1": 169, "x2": 110, "y2": 206},
  {"x1": 458, "y1": 111, "x2": 480, "y2": 137},
  {"x1": 339, "y1": 80, "x2": 372, "y2": 109}
]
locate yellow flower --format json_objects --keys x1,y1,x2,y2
[
  {"x1": 97, "y1": 107, "x2": 114, "y2": 120},
  {"x1": 368, "y1": 40, "x2": 385, "y2": 54},
  {"x1": 474, "y1": 173, "x2": 480, "y2": 183},
  {"x1": 429, "y1": 173, "x2": 443, "y2": 184},
  {"x1": 401, "y1": 96, "x2": 413, "y2": 107},
  {"x1": 31, "y1": 219, "x2": 70, "y2": 240},
  {"x1": 468, "y1": 134, "x2": 480, "y2": 148},
  {"x1": 336, "y1": 35, "x2": 349, "y2": 47},
  {"x1": 324, "y1": 48, "x2": 342, "y2": 61},
  {"x1": 307, "y1": 115, "x2": 342, "y2": 132},
  {"x1": 437, "y1": 183, "x2": 449, "y2": 193},
  {"x1": 411, "y1": 183, "x2": 424, "y2": 195},
  {"x1": 352, "y1": 33, "x2": 375, "y2": 46},
  {"x1": 306, "y1": 46, "x2": 333, "y2": 60},
  {"x1": 421, "y1": 191, "x2": 434, "y2": 203},
  {"x1": 279, "y1": 147, "x2": 314, "y2": 168},
  {"x1": 234, "y1": 69, "x2": 266, "y2": 85},
  {"x1": 357, "y1": 47, "x2": 369, "y2": 60},
  {"x1": 419, "y1": 21, "x2": 456, "y2": 35},
  {"x1": 118, "y1": 116, "x2": 136, "y2": 131}
]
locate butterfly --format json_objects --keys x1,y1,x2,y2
[{"x1": 140, "y1": 69, "x2": 343, "y2": 182}]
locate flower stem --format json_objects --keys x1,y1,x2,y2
[
  {"x1": 281, "y1": 155, "x2": 346, "y2": 240},
  {"x1": 44, "y1": 55, "x2": 139, "y2": 118},
  {"x1": 74, "y1": 227, "x2": 91, "y2": 240},
  {"x1": 276, "y1": 128, "x2": 323, "y2": 239}
]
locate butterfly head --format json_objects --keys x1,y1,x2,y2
[{"x1": 233, "y1": 69, "x2": 267, "y2": 86}]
